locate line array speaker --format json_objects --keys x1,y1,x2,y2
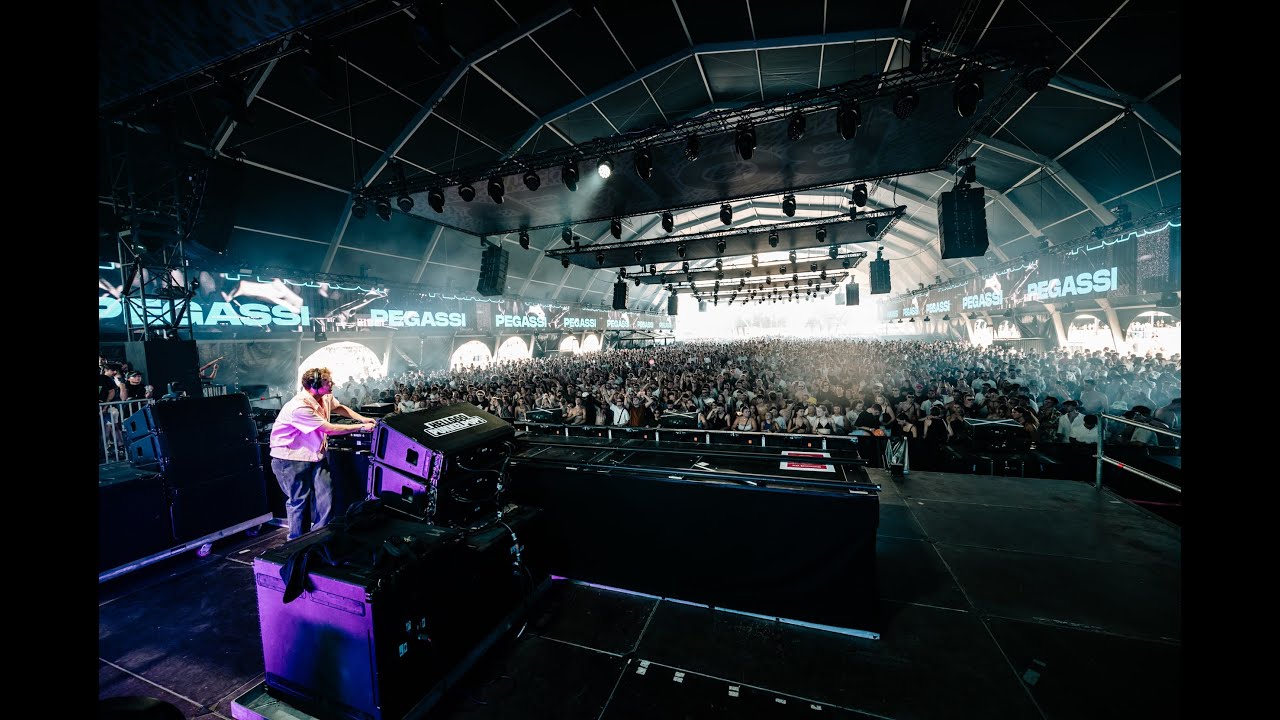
[
  {"x1": 612, "y1": 280, "x2": 627, "y2": 310},
  {"x1": 938, "y1": 185, "x2": 989, "y2": 259},
  {"x1": 477, "y1": 244, "x2": 509, "y2": 297},
  {"x1": 869, "y1": 259, "x2": 892, "y2": 295}
]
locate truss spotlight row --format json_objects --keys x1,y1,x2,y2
[
  {"x1": 851, "y1": 183, "x2": 868, "y2": 207},
  {"x1": 523, "y1": 169, "x2": 541, "y2": 191},
  {"x1": 635, "y1": 146, "x2": 653, "y2": 180},
  {"x1": 563, "y1": 161, "x2": 579, "y2": 191},
  {"x1": 374, "y1": 197, "x2": 392, "y2": 221},
  {"x1": 662, "y1": 210, "x2": 674, "y2": 233},
  {"x1": 684, "y1": 134, "x2": 700, "y2": 161},
  {"x1": 519, "y1": 229, "x2": 530, "y2": 249},
  {"x1": 894, "y1": 89, "x2": 919, "y2": 120},
  {"x1": 611, "y1": 218, "x2": 623, "y2": 239},
  {"x1": 782, "y1": 194, "x2": 796, "y2": 217},
  {"x1": 735, "y1": 125, "x2": 756, "y2": 160},
  {"x1": 487, "y1": 177, "x2": 504, "y2": 203},
  {"x1": 458, "y1": 183, "x2": 476, "y2": 202},
  {"x1": 720, "y1": 203, "x2": 733, "y2": 225},
  {"x1": 351, "y1": 197, "x2": 368, "y2": 220},
  {"x1": 953, "y1": 71, "x2": 984, "y2": 118},
  {"x1": 598, "y1": 157, "x2": 614, "y2": 179},
  {"x1": 836, "y1": 101, "x2": 861, "y2": 140},
  {"x1": 768, "y1": 230, "x2": 779, "y2": 248}
]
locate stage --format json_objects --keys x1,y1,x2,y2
[{"x1": 99, "y1": 468, "x2": 1180, "y2": 719}]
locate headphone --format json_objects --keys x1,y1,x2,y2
[{"x1": 302, "y1": 369, "x2": 328, "y2": 391}]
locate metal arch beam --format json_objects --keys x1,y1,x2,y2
[
  {"x1": 973, "y1": 133, "x2": 1116, "y2": 226},
  {"x1": 501, "y1": 29, "x2": 900, "y2": 158},
  {"x1": 320, "y1": 5, "x2": 572, "y2": 273},
  {"x1": 1046, "y1": 70, "x2": 1183, "y2": 155},
  {"x1": 411, "y1": 225, "x2": 445, "y2": 284}
]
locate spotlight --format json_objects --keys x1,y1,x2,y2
[
  {"x1": 677, "y1": 244, "x2": 686, "y2": 258},
  {"x1": 562, "y1": 228, "x2": 573, "y2": 246},
  {"x1": 782, "y1": 194, "x2": 796, "y2": 217},
  {"x1": 851, "y1": 183, "x2": 868, "y2": 207},
  {"x1": 841, "y1": 257, "x2": 851, "y2": 269},
  {"x1": 561, "y1": 256, "x2": 570, "y2": 269},
  {"x1": 942, "y1": 314, "x2": 950, "y2": 321},
  {"x1": 768, "y1": 230, "x2": 779, "y2": 248},
  {"x1": 351, "y1": 197, "x2": 368, "y2": 219},
  {"x1": 1023, "y1": 64, "x2": 1054, "y2": 93},
  {"x1": 619, "y1": 267, "x2": 627, "y2": 278},
  {"x1": 595, "y1": 252, "x2": 605, "y2": 265},
  {"x1": 684, "y1": 134, "x2": 700, "y2": 161},
  {"x1": 716, "y1": 238, "x2": 727, "y2": 254},
  {"x1": 816, "y1": 227, "x2": 827, "y2": 243},
  {"x1": 634, "y1": 147, "x2": 652, "y2": 179},
  {"x1": 836, "y1": 101, "x2": 861, "y2": 140},
  {"x1": 866, "y1": 220, "x2": 879, "y2": 237},
  {"x1": 893, "y1": 89, "x2": 919, "y2": 119},
  {"x1": 809, "y1": 263, "x2": 817, "y2": 273},
  {"x1": 787, "y1": 112, "x2": 806, "y2": 141},
  {"x1": 597, "y1": 157, "x2": 613, "y2": 179},
  {"x1": 829, "y1": 245, "x2": 839, "y2": 260},
  {"x1": 487, "y1": 176, "x2": 504, "y2": 203},
  {"x1": 523, "y1": 169, "x2": 541, "y2": 191},
  {"x1": 633, "y1": 249, "x2": 643, "y2": 262},
  {"x1": 788, "y1": 250, "x2": 796, "y2": 263},
  {"x1": 563, "y1": 161, "x2": 579, "y2": 191},
  {"x1": 715, "y1": 259, "x2": 723, "y2": 270},
  {"x1": 682, "y1": 261, "x2": 690, "y2": 273},
  {"x1": 458, "y1": 183, "x2": 476, "y2": 202},
  {"x1": 716, "y1": 271, "x2": 724, "y2": 280},
  {"x1": 923, "y1": 315, "x2": 931, "y2": 322},
  {"x1": 751, "y1": 254, "x2": 758, "y2": 267},
  {"x1": 397, "y1": 194, "x2": 413, "y2": 213},
  {"x1": 634, "y1": 277, "x2": 641, "y2": 287},
  {"x1": 953, "y1": 71, "x2": 984, "y2": 118},
  {"x1": 519, "y1": 230, "x2": 530, "y2": 250},
  {"x1": 427, "y1": 187, "x2": 445, "y2": 213},
  {"x1": 374, "y1": 197, "x2": 392, "y2": 221},
  {"x1": 649, "y1": 264, "x2": 657, "y2": 275},
  {"x1": 735, "y1": 125, "x2": 756, "y2": 160},
  {"x1": 611, "y1": 218, "x2": 622, "y2": 239},
  {"x1": 720, "y1": 203, "x2": 732, "y2": 226},
  {"x1": 573, "y1": 240, "x2": 580, "y2": 252},
  {"x1": 662, "y1": 211, "x2": 674, "y2": 233}
]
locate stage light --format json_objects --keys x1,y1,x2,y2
[
  {"x1": 487, "y1": 177, "x2": 504, "y2": 203},
  {"x1": 735, "y1": 125, "x2": 756, "y2": 160},
  {"x1": 851, "y1": 183, "x2": 868, "y2": 207},
  {"x1": 619, "y1": 267, "x2": 627, "y2": 278},
  {"x1": 1023, "y1": 64, "x2": 1054, "y2": 93},
  {"x1": 561, "y1": 256, "x2": 570, "y2": 269},
  {"x1": 684, "y1": 134, "x2": 700, "y2": 161},
  {"x1": 634, "y1": 147, "x2": 653, "y2": 179},
  {"x1": 923, "y1": 315, "x2": 931, "y2": 322},
  {"x1": 597, "y1": 157, "x2": 614, "y2": 179},
  {"x1": 787, "y1": 112, "x2": 806, "y2": 141},
  {"x1": 649, "y1": 264, "x2": 657, "y2": 275},
  {"x1": 942, "y1": 314, "x2": 950, "y2": 321},
  {"x1": 715, "y1": 258, "x2": 723, "y2": 270},
  {"x1": 788, "y1": 250, "x2": 796, "y2": 263},
  {"x1": 751, "y1": 254, "x2": 758, "y2": 267},
  {"x1": 573, "y1": 240, "x2": 580, "y2": 251},
  {"x1": 426, "y1": 187, "x2": 445, "y2": 213},
  {"x1": 829, "y1": 245, "x2": 839, "y2": 260},
  {"x1": 634, "y1": 249, "x2": 643, "y2": 262},
  {"x1": 769, "y1": 230, "x2": 779, "y2": 248},
  {"x1": 953, "y1": 71, "x2": 984, "y2": 117},
  {"x1": 682, "y1": 261, "x2": 689, "y2": 273},
  {"x1": 563, "y1": 161, "x2": 579, "y2": 191},
  {"x1": 720, "y1": 203, "x2": 732, "y2": 225},
  {"x1": 662, "y1": 211, "x2": 674, "y2": 233},
  {"x1": 716, "y1": 271, "x2": 724, "y2": 280},
  {"x1": 634, "y1": 277, "x2": 641, "y2": 287},
  {"x1": 523, "y1": 169, "x2": 541, "y2": 191},
  {"x1": 595, "y1": 252, "x2": 605, "y2": 265},
  {"x1": 894, "y1": 89, "x2": 919, "y2": 119},
  {"x1": 837, "y1": 101, "x2": 861, "y2": 140},
  {"x1": 519, "y1": 230, "x2": 530, "y2": 249},
  {"x1": 396, "y1": 193, "x2": 413, "y2": 212},
  {"x1": 866, "y1": 220, "x2": 879, "y2": 237},
  {"x1": 842, "y1": 257, "x2": 851, "y2": 269},
  {"x1": 458, "y1": 183, "x2": 476, "y2": 202},
  {"x1": 809, "y1": 263, "x2": 817, "y2": 272},
  {"x1": 374, "y1": 197, "x2": 392, "y2": 221},
  {"x1": 816, "y1": 227, "x2": 827, "y2": 243},
  {"x1": 611, "y1": 218, "x2": 623, "y2": 239},
  {"x1": 677, "y1": 244, "x2": 686, "y2": 258},
  {"x1": 782, "y1": 194, "x2": 796, "y2": 217},
  {"x1": 562, "y1": 228, "x2": 573, "y2": 246},
  {"x1": 716, "y1": 238, "x2": 727, "y2": 254},
  {"x1": 351, "y1": 197, "x2": 368, "y2": 219}
]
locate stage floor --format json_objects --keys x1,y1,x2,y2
[{"x1": 99, "y1": 469, "x2": 1181, "y2": 719}]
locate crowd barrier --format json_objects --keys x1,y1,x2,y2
[{"x1": 97, "y1": 383, "x2": 230, "y2": 465}]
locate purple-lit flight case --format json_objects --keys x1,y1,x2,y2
[
  {"x1": 370, "y1": 403, "x2": 513, "y2": 479},
  {"x1": 254, "y1": 516, "x2": 464, "y2": 720}
]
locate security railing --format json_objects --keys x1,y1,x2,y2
[
  {"x1": 512, "y1": 421, "x2": 871, "y2": 457},
  {"x1": 99, "y1": 398, "x2": 153, "y2": 465},
  {"x1": 1096, "y1": 413, "x2": 1182, "y2": 493}
]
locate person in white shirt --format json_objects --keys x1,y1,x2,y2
[
  {"x1": 610, "y1": 398, "x2": 629, "y2": 426},
  {"x1": 1070, "y1": 414, "x2": 1100, "y2": 444},
  {"x1": 1056, "y1": 400, "x2": 1085, "y2": 442}
]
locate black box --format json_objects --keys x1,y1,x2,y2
[
  {"x1": 99, "y1": 463, "x2": 172, "y2": 572},
  {"x1": 168, "y1": 465, "x2": 269, "y2": 543}
]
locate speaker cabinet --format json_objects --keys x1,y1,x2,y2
[
  {"x1": 189, "y1": 157, "x2": 245, "y2": 255},
  {"x1": 869, "y1": 259, "x2": 892, "y2": 295},
  {"x1": 667, "y1": 294, "x2": 678, "y2": 315},
  {"x1": 124, "y1": 340, "x2": 202, "y2": 399},
  {"x1": 168, "y1": 466, "x2": 269, "y2": 543},
  {"x1": 845, "y1": 283, "x2": 860, "y2": 306},
  {"x1": 612, "y1": 280, "x2": 628, "y2": 310},
  {"x1": 939, "y1": 186, "x2": 989, "y2": 259},
  {"x1": 99, "y1": 463, "x2": 173, "y2": 572},
  {"x1": 477, "y1": 244, "x2": 509, "y2": 297},
  {"x1": 698, "y1": 300, "x2": 708, "y2": 313}
]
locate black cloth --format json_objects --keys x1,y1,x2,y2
[
  {"x1": 99, "y1": 374, "x2": 117, "y2": 402},
  {"x1": 853, "y1": 410, "x2": 879, "y2": 429}
]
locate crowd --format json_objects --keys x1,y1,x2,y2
[{"x1": 330, "y1": 339, "x2": 1181, "y2": 447}]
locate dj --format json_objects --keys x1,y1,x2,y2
[{"x1": 270, "y1": 367, "x2": 377, "y2": 539}]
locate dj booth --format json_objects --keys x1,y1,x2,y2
[{"x1": 505, "y1": 435, "x2": 882, "y2": 636}]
